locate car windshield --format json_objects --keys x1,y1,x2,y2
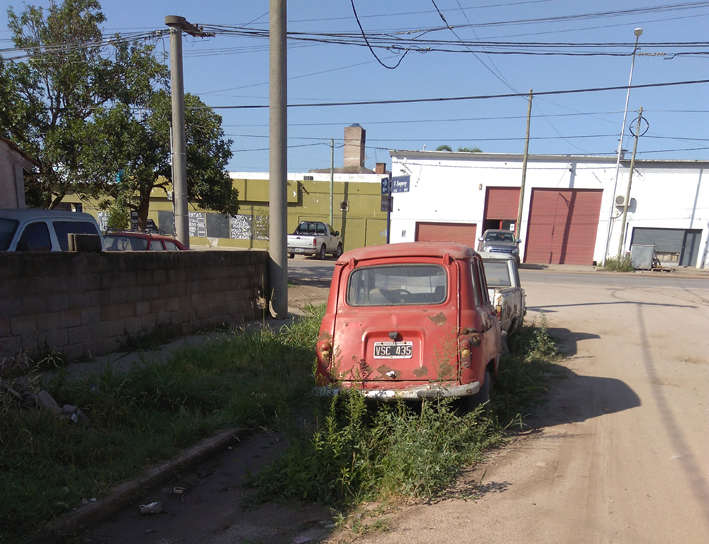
[
  {"x1": 347, "y1": 264, "x2": 447, "y2": 306},
  {"x1": 0, "y1": 218, "x2": 19, "y2": 251},
  {"x1": 482, "y1": 261, "x2": 511, "y2": 287},
  {"x1": 294, "y1": 221, "x2": 319, "y2": 235},
  {"x1": 485, "y1": 231, "x2": 515, "y2": 242},
  {"x1": 52, "y1": 221, "x2": 100, "y2": 251}
]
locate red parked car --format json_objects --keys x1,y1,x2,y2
[
  {"x1": 315, "y1": 242, "x2": 502, "y2": 408},
  {"x1": 104, "y1": 231, "x2": 187, "y2": 251}
]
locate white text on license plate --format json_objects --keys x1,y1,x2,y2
[{"x1": 373, "y1": 341, "x2": 413, "y2": 359}]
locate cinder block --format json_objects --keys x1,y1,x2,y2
[
  {"x1": 150, "y1": 299, "x2": 167, "y2": 315},
  {"x1": 59, "y1": 309, "x2": 82, "y2": 329},
  {"x1": 108, "y1": 288, "x2": 127, "y2": 305},
  {"x1": 0, "y1": 317, "x2": 10, "y2": 337},
  {"x1": 179, "y1": 296, "x2": 192, "y2": 310},
  {"x1": 81, "y1": 307, "x2": 101, "y2": 325},
  {"x1": 64, "y1": 343, "x2": 85, "y2": 361},
  {"x1": 135, "y1": 270, "x2": 153, "y2": 287},
  {"x1": 100, "y1": 273, "x2": 121, "y2": 290},
  {"x1": 0, "y1": 335, "x2": 22, "y2": 357},
  {"x1": 165, "y1": 297, "x2": 180, "y2": 312},
  {"x1": 124, "y1": 316, "x2": 143, "y2": 335},
  {"x1": 124, "y1": 286, "x2": 144, "y2": 303},
  {"x1": 35, "y1": 312, "x2": 61, "y2": 331},
  {"x1": 135, "y1": 301, "x2": 151, "y2": 317},
  {"x1": 100, "y1": 304, "x2": 121, "y2": 322},
  {"x1": 106, "y1": 319, "x2": 128, "y2": 338},
  {"x1": 119, "y1": 271, "x2": 137, "y2": 288},
  {"x1": 65, "y1": 325, "x2": 90, "y2": 347},
  {"x1": 88, "y1": 322, "x2": 108, "y2": 340},
  {"x1": 69, "y1": 291, "x2": 91, "y2": 310},
  {"x1": 141, "y1": 314, "x2": 157, "y2": 330},
  {"x1": 0, "y1": 297, "x2": 22, "y2": 319},
  {"x1": 118, "y1": 302, "x2": 136, "y2": 320},
  {"x1": 170, "y1": 309, "x2": 185, "y2": 324},
  {"x1": 42, "y1": 328, "x2": 68, "y2": 350},
  {"x1": 11, "y1": 315, "x2": 37, "y2": 336}
]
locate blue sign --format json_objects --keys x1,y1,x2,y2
[
  {"x1": 391, "y1": 175, "x2": 410, "y2": 193},
  {"x1": 381, "y1": 178, "x2": 389, "y2": 195}
]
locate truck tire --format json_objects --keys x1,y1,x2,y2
[
  {"x1": 288, "y1": 252, "x2": 294, "y2": 259},
  {"x1": 318, "y1": 244, "x2": 326, "y2": 260},
  {"x1": 335, "y1": 244, "x2": 343, "y2": 258}
]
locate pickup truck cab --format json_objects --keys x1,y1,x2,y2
[
  {"x1": 287, "y1": 221, "x2": 343, "y2": 259},
  {"x1": 315, "y1": 242, "x2": 502, "y2": 407},
  {"x1": 0, "y1": 209, "x2": 104, "y2": 252},
  {"x1": 480, "y1": 252, "x2": 526, "y2": 336}
]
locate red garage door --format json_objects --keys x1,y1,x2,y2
[
  {"x1": 484, "y1": 187, "x2": 520, "y2": 224},
  {"x1": 416, "y1": 222, "x2": 477, "y2": 249},
  {"x1": 525, "y1": 189, "x2": 603, "y2": 265}
]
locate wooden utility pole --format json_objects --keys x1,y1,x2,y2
[
  {"x1": 329, "y1": 138, "x2": 334, "y2": 225},
  {"x1": 269, "y1": 0, "x2": 288, "y2": 317},
  {"x1": 617, "y1": 106, "x2": 643, "y2": 259},
  {"x1": 164, "y1": 16, "x2": 213, "y2": 248},
  {"x1": 516, "y1": 90, "x2": 533, "y2": 241}
]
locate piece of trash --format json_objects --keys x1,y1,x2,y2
[
  {"x1": 89, "y1": 498, "x2": 97, "y2": 502},
  {"x1": 145, "y1": 529, "x2": 155, "y2": 534},
  {"x1": 227, "y1": 446, "x2": 233, "y2": 450},
  {"x1": 196, "y1": 470, "x2": 212, "y2": 479},
  {"x1": 172, "y1": 487, "x2": 185, "y2": 495},
  {"x1": 71, "y1": 413, "x2": 79, "y2": 423},
  {"x1": 81, "y1": 498, "x2": 88, "y2": 506},
  {"x1": 140, "y1": 501, "x2": 163, "y2": 515}
]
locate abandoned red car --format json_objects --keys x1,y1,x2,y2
[{"x1": 315, "y1": 242, "x2": 502, "y2": 407}]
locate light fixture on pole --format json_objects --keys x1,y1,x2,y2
[{"x1": 601, "y1": 27, "x2": 643, "y2": 267}]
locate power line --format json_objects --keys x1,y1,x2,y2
[{"x1": 202, "y1": 79, "x2": 709, "y2": 110}]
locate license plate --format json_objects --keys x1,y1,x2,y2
[
  {"x1": 294, "y1": 248, "x2": 305, "y2": 253},
  {"x1": 373, "y1": 341, "x2": 413, "y2": 359}
]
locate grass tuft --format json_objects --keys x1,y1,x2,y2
[{"x1": 602, "y1": 255, "x2": 635, "y2": 272}]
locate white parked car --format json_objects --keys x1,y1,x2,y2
[
  {"x1": 0, "y1": 209, "x2": 104, "y2": 252},
  {"x1": 480, "y1": 252, "x2": 526, "y2": 336}
]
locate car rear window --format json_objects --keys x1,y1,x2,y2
[
  {"x1": 0, "y1": 218, "x2": 19, "y2": 251},
  {"x1": 482, "y1": 261, "x2": 511, "y2": 287},
  {"x1": 347, "y1": 264, "x2": 447, "y2": 306},
  {"x1": 105, "y1": 235, "x2": 149, "y2": 251},
  {"x1": 52, "y1": 221, "x2": 100, "y2": 251}
]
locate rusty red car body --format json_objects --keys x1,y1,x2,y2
[{"x1": 315, "y1": 242, "x2": 502, "y2": 403}]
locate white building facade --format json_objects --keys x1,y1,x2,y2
[{"x1": 388, "y1": 151, "x2": 708, "y2": 269}]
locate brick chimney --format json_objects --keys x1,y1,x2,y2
[
  {"x1": 375, "y1": 162, "x2": 387, "y2": 174},
  {"x1": 344, "y1": 124, "x2": 366, "y2": 169}
]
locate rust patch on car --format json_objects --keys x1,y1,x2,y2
[
  {"x1": 412, "y1": 366, "x2": 429, "y2": 377},
  {"x1": 428, "y1": 312, "x2": 447, "y2": 325},
  {"x1": 376, "y1": 364, "x2": 401, "y2": 379}
]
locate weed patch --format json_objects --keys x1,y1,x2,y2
[
  {"x1": 0, "y1": 306, "x2": 324, "y2": 544},
  {"x1": 602, "y1": 255, "x2": 635, "y2": 272}
]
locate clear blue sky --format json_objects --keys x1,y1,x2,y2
[{"x1": 2, "y1": 0, "x2": 708, "y2": 172}]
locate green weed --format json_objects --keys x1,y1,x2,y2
[{"x1": 602, "y1": 255, "x2": 635, "y2": 272}]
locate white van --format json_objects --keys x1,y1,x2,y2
[{"x1": 0, "y1": 209, "x2": 105, "y2": 252}]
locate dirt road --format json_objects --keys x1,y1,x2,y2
[{"x1": 337, "y1": 274, "x2": 709, "y2": 544}]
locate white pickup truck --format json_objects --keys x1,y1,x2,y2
[
  {"x1": 287, "y1": 221, "x2": 343, "y2": 259},
  {"x1": 480, "y1": 252, "x2": 526, "y2": 336}
]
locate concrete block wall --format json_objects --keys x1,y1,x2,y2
[{"x1": 0, "y1": 250, "x2": 268, "y2": 366}]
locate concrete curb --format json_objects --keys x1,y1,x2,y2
[{"x1": 32, "y1": 427, "x2": 251, "y2": 543}]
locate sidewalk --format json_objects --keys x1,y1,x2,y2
[{"x1": 520, "y1": 262, "x2": 708, "y2": 278}]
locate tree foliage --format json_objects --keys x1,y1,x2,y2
[
  {"x1": 434, "y1": 144, "x2": 482, "y2": 153},
  {"x1": 1, "y1": 0, "x2": 238, "y2": 228}
]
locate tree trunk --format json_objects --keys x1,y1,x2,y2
[{"x1": 136, "y1": 187, "x2": 152, "y2": 231}]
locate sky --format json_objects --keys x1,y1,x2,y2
[{"x1": 1, "y1": 0, "x2": 708, "y2": 173}]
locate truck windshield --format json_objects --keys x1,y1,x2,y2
[
  {"x1": 294, "y1": 222, "x2": 318, "y2": 235},
  {"x1": 482, "y1": 261, "x2": 511, "y2": 287},
  {"x1": 485, "y1": 231, "x2": 515, "y2": 242},
  {"x1": 0, "y1": 218, "x2": 19, "y2": 251},
  {"x1": 347, "y1": 264, "x2": 447, "y2": 306}
]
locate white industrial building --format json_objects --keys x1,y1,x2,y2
[{"x1": 387, "y1": 151, "x2": 708, "y2": 268}]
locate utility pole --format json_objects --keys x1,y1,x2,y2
[
  {"x1": 329, "y1": 138, "x2": 334, "y2": 225},
  {"x1": 164, "y1": 16, "x2": 213, "y2": 248},
  {"x1": 269, "y1": 0, "x2": 288, "y2": 318},
  {"x1": 516, "y1": 89, "x2": 533, "y2": 241},
  {"x1": 617, "y1": 106, "x2": 643, "y2": 259}
]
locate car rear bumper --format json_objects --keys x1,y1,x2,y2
[{"x1": 315, "y1": 381, "x2": 481, "y2": 400}]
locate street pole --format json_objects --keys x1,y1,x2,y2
[
  {"x1": 617, "y1": 106, "x2": 643, "y2": 259},
  {"x1": 269, "y1": 0, "x2": 288, "y2": 318},
  {"x1": 601, "y1": 28, "x2": 643, "y2": 267},
  {"x1": 516, "y1": 89, "x2": 532, "y2": 242},
  {"x1": 329, "y1": 138, "x2": 334, "y2": 226},
  {"x1": 164, "y1": 16, "x2": 213, "y2": 248}
]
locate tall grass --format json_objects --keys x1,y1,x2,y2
[
  {"x1": 602, "y1": 255, "x2": 635, "y2": 272},
  {"x1": 0, "y1": 305, "x2": 324, "y2": 544},
  {"x1": 250, "y1": 315, "x2": 561, "y2": 507}
]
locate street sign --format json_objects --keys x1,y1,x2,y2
[
  {"x1": 380, "y1": 177, "x2": 390, "y2": 195},
  {"x1": 381, "y1": 195, "x2": 393, "y2": 212},
  {"x1": 391, "y1": 175, "x2": 410, "y2": 193}
]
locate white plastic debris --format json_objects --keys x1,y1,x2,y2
[{"x1": 139, "y1": 501, "x2": 163, "y2": 515}]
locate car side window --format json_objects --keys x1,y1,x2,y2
[
  {"x1": 476, "y1": 259, "x2": 490, "y2": 305},
  {"x1": 16, "y1": 222, "x2": 52, "y2": 251},
  {"x1": 316, "y1": 223, "x2": 326, "y2": 235},
  {"x1": 150, "y1": 240, "x2": 165, "y2": 250},
  {"x1": 164, "y1": 241, "x2": 180, "y2": 250},
  {"x1": 470, "y1": 261, "x2": 482, "y2": 308}
]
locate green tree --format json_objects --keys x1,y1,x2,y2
[
  {"x1": 457, "y1": 146, "x2": 482, "y2": 152},
  {"x1": 82, "y1": 91, "x2": 238, "y2": 230},
  {"x1": 1, "y1": 0, "x2": 167, "y2": 208},
  {"x1": 435, "y1": 144, "x2": 452, "y2": 151}
]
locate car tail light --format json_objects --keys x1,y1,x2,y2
[
  {"x1": 313, "y1": 237, "x2": 317, "y2": 247},
  {"x1": 495, "y1": 304, "x2": 502, "y2": 320},
  {"x1": 459, "y1": 337, "x2": 473, "y2": 366},
  {"x1": 317, "y1": 339, "x2": 333, "y2": 365}
]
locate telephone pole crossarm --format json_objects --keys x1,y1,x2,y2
[{"x1": 165, "y1": 16, "x2": 214, "y2": 37}]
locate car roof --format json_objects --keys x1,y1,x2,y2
[
  {"x1": 338, "y1": 242, "x2": 476, "y2": 263},
  {"x1": 104, "y1": 231, "x2": 186, "y2": 247},
  {"x1": 479, "y1": 251, "x2": 516, "y2": 261},
  {"x1": 0, "y1": 208, "x2": 97, "y2": 222}
]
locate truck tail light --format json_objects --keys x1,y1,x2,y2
[
  {"x1": 313, "y1": 237, "x2": 317, "y2": 247},
  {"x1": 459, "y1": 337, "x2": 473, "y2": 366}
]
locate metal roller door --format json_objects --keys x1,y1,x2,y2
[
  {"x1": 630, "y1": 227, "x2": 702, "y2": 266},
  {"x1": 484, "y1": 187, "x2": 520, "y2": 222},
  {"x1": 415, "y1": 222, "x2": 477, "y2": 249},
  {"x1": 525, "y1": 189, "x2": 603, "y2": 265}
]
